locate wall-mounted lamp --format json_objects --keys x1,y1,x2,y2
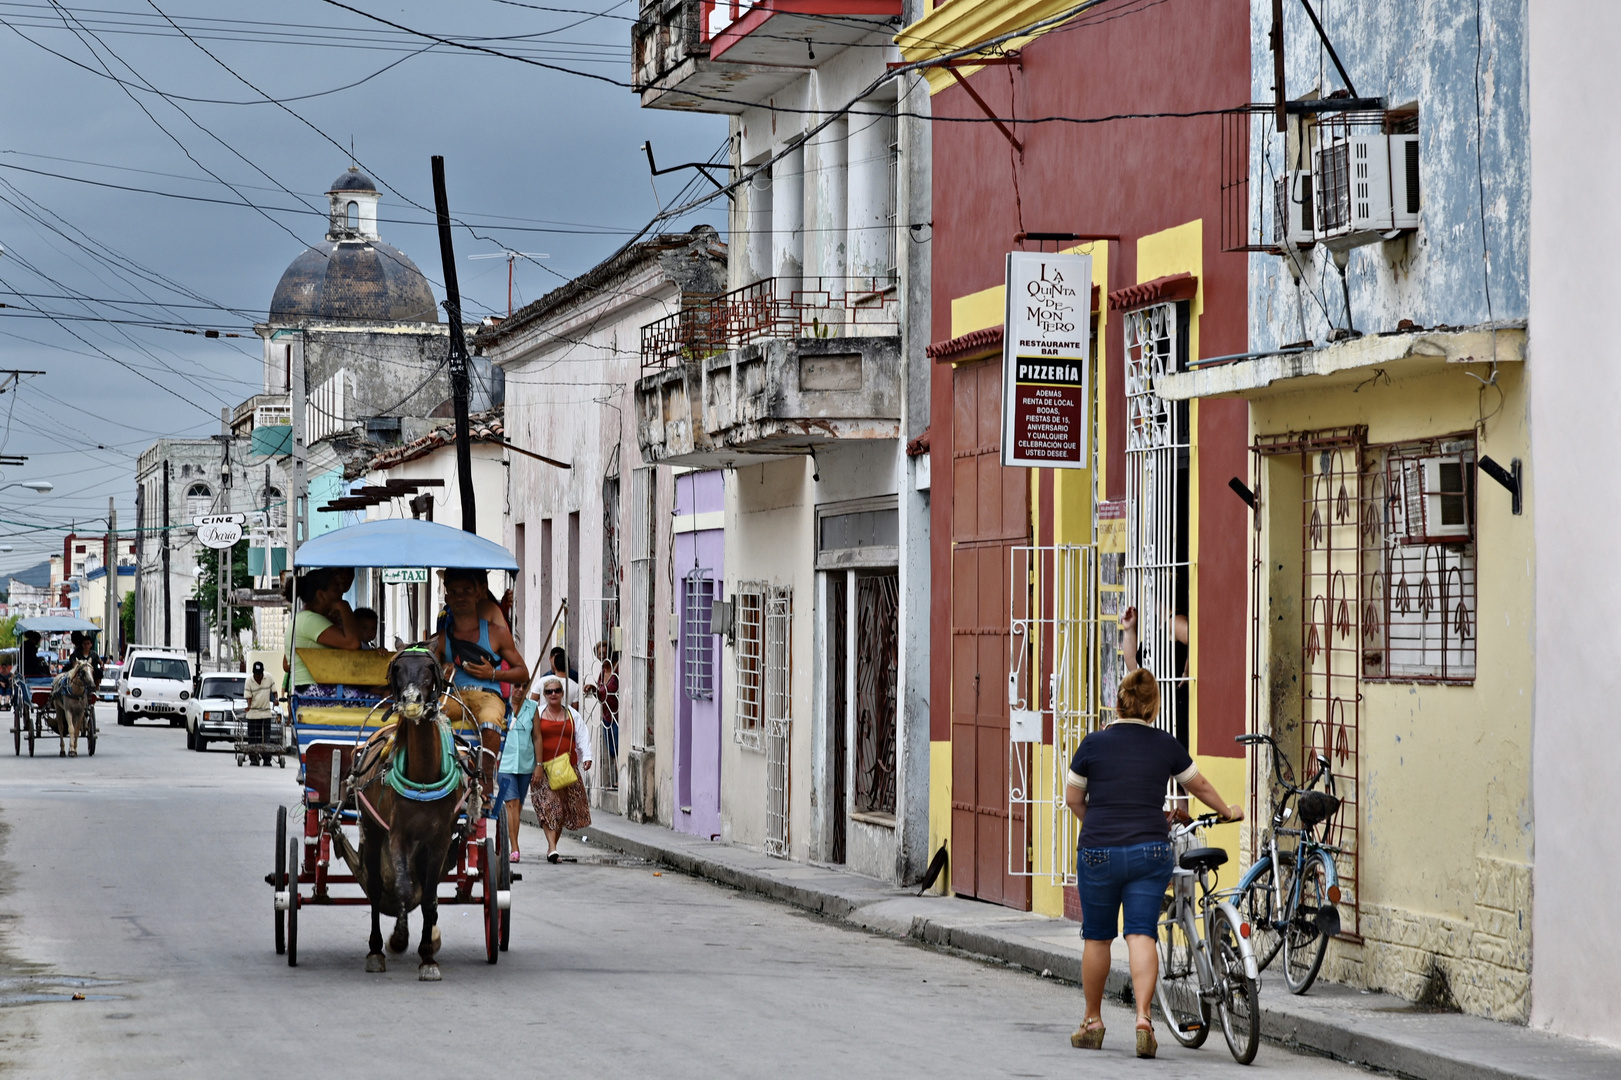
[{"x1": 1478, "y1": 455, "x2": 1522, "y2": 516}]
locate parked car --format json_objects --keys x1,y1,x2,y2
[
  {"x1": 186, "y1": 673, "x2": 250, "y2": 752},
  {"x1": 97, "y1": 663, "x2": 122, "y2": 705},
  {"x1": 116, "y1": 648, "x2": 194, "y2": 727}
]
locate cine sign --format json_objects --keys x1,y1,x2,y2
[
  {"x1": 382, "y1": 567, "x2": 429, "y2": 585},
  {"x1": 1000, "y1": 251, "x2": 1092, "y2": 469},
  {"x1": 197, "y1": 522, "x2": 242, "y2": 550}
]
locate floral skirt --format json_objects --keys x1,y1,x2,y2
[{"x1": 531, "y1": 774, "x2": 591, "y2": 833}]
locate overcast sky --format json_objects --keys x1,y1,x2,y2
[{"x1": 0, "y1": 0, "x2": 726, "y2": 575}]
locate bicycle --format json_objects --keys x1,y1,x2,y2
[
  {"x1": 1155, "y1": 812, "x2": 1261, "y2": 1065},
  {"x1": 1233, "y1": 732, "x2": 1345, "y2": 994}
]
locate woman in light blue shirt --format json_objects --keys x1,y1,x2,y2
[{"x1": 496, "y1": 692, "x2": 538, "y2": 862}]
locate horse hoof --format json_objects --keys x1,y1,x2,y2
[
  {"x1": 68, "y1": 750, "x2": 77, "y2": 757},
  {"x1": 366, "y1": 953, "x2": 387, "y2": 973},
  {"x1": 418, "y1": 964, "x2": 442, "y2": 982},
  {"x1": 58, "y1": 748, "x2": 66, "y2": 757}
]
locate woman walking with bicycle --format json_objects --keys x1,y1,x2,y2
[{"x1": 1065, "y1": 667, "x2": 1243, "y2": 1058}]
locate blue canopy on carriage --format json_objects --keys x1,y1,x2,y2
[
  {"x1": 15, "y1": 616, "x2": 102, "y2": 634},
  {"x1": 292, "y1": 519, "x2": 517, "y2": 572}
]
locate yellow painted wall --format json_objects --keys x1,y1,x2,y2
[
  {"x1": 927, "y1": 739, "x2": 952, "y2": 893},
  {"x1": 1248, "y1": 359, "x2": 1533, "y2": 1019}
]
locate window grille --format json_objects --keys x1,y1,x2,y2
[
  {"x1": 1122, "y1": 302, "x2": 1190, "y2": 746},
  {"x1": 1362, "y1": 438, "x2": 1477, "y2": 683},
  {"x1": 853, "y1": 572, "x2": 899, "y2": 816},
  {"x1": 734, "y1": 585, "x2": 765, "y2": 748},
  {"x1": 763, "y1": 586, "x2": 793, "y2": 857},
  {"x1": 628, "y1": 466, "x2": 656, "y2": 751},
  {"x1": 683, "y1": 569, "x2": 715, "y2": 701}
]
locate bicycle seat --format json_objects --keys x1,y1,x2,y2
[{"x1": 1178, "y1": 846, "x2": 1229, "y2": 872}]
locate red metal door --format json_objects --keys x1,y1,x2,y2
[{"x1": 949, "y1": 357, "x2": 1032, "y2": 909}]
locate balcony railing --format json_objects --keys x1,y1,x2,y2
[
  {"x1": 632, "y1": 0, "x2": 705, "y2": 91},
  {"x1": 642, "y1": 276, "x2": 899, "y2": 372}
]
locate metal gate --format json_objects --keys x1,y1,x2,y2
[
  {"x1": 1122, "y1": 302, "x2": 1190, "y2": 744},
  {"x1": 1250, "y1": 428, "x2": 1364, "y2": 940},
  {"x1": 1007, "y1": 544, "x2": 1096, "y2": 883},
  {"x1": 763, "y1": 587, "x2": 793, "y2": 858}
]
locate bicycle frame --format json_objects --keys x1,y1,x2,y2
[{"x1": 1167, "y1": 832, "x2": 1260, "y2": 988}]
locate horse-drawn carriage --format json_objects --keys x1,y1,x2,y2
[
  {"x1": 8, "y1": 616, "x2": 100, "y2": 758},
  {"x1": 269, "y1": 519, "x2": 515, "y2": 978}
]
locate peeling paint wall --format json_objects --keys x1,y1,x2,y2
[{"x1": 1250, "y1": 0, "x2": 1528, "y2": 350}]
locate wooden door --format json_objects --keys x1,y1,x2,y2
[{"x1": 949, "y1": 358, "x2": 1031, "y2": 909}]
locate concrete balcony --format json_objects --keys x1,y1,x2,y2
[
  {"x1": 635, "y1": 277, "x2": 901, "y2": 467},
  {"x1": 631, "y1": 0, "x2": 901, "y2": 112}
]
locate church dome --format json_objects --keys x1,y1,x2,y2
[
  {"x1": 270, "y1": 242, "x2": 440, "y2": 324},
  {"x1": 267, "y1": 166, "x2": 439, "y2": 324},
  {"x1": 328, "y1": 167, "x2": 377, "y2": 194}
]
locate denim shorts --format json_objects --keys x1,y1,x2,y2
[
  {"x1": 495, "y1": 771, "x2": 532, "y2": 809},
  {"x1": 1076, "y1": 841, "x2": 1175, "y2": 941}
]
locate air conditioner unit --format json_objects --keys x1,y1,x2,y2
[
  {"x1": 1348, "y1": 134, "x2": 1393, "y2": 233},
  {"x1": 1392, "y1": 454, "x2": 1471, "y2": 544},
  {"x1": 1389, "y1": 134, "x2": 1420, "y2": 229},
  {"x1": 1273, "y1": 170, "x2": 1315, "y2": 248}
]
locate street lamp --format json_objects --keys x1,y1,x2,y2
[{"x1": 0, "y1": 480, "x2": 53, "y2": 494}]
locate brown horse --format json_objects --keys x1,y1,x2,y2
[
  {"x1": 354, "y1": 650, "x2": 470, "y2": 981},
  {"x1": 49, "y1": 657, "x2": 96, "y2": 757}
]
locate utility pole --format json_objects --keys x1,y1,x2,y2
[
  {"x1": 133, "y1": 483, "x2": 144, "y2": 649},
  {"x1": 431, "y1": 155, "x2": 478, "y2": 534},
  {"x1": 104, "y1": 497, "x2": 117, "y2": 659},
  {"x1": 162, "y1": 459, "x2": 172, "y2": 647},
  {"x1": 216, "y1": 407, "x2": 231, "y2": 669}
]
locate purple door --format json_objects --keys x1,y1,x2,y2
[{"x1": 673, "y1": 471, "x2": 723, "y2": 838}]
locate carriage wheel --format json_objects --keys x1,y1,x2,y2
[
  {"x1": 482, "y1": 835, "x2": 499, "y2": 965},
  {"x1": 274, "y1": 806, "x2": 288, "y2": 955},
  {"x1": 11, "y1": 712, "x2": 18, "y2": 756},
  {"x1": 25, "y1": 704, "x2": 33, "y2": 757},
  {"x1": 497, "y1": 813, "x2": 512, "y2": 952},
  {"x1": 286, "y1": 836, "x2": 300, "y2": 967},
  {"x1": 85, "y1": 708, "x2": 97, "y2": 757}
]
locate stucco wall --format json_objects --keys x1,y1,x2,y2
[
  {"x1": 1249, "y1": 0, "x2": 1529, "y2": 350},
  {"x1": 1249, "y1": 360, "x2": 1532, "y2": 1020},
  {"x1": 1528, "y1": 0, "x2": 1621, "y2": 1048}
]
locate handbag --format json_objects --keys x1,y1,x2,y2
[{"x1": 540, "y1": 707, "x2": 579, "y2": 791}]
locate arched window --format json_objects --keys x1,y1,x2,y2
[
  {"x1": 346, "y1": 201, "x2": 359, "y2": 230},
  {"x1": 186, "y1": 483, "x2": 212, "y2": 521},
  {"x1": 263, "y1": 486, "x2": 286, "y2": 529}
]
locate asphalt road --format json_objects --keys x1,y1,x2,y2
[{"x1": 0, "y1": 718, "x2": 1370, "y2": 1078}]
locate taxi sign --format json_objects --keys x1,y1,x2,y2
[{"x1": 382, "y1": 567, "x2": 430, "y2": 585}]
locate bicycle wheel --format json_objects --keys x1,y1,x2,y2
[
  {"x1": 1238, "y1": 857, "x2": 1285, "y2": 973},
  {"x1": 1283, "y1": 852, "x2": 1333, "y2": 994},
  {"x1": 1211, "y1": 908, "x2": 1260, "y2": 1064},
  {"x1": 1155, "y1": 910, "x2": 1210, "y2": 1048}
]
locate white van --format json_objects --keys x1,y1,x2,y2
[{"x1": 117, "y1": 648, "x2": 195, "y2": 727}]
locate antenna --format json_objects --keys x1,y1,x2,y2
[{"x1": 469, "y1": 251, "x2": 550, "y2": 317}]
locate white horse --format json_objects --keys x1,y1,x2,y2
[{"x1": 49, "y1": 657, "x2": 96, "y2": 757}]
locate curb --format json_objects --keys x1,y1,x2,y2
[{"x1": 553, "y1": 811, "x2": 1621, "y2": 1080}]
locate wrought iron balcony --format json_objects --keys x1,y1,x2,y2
[
  {"x1": 634, "y1": 277, "x2": 902, "y2": 467},
  {"x1": 641, "y1": 276, "x2": 899, "y2": 372}
]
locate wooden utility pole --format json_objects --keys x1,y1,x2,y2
[{"x1": 430, "y1": 155, "x2": 478, "y2": 534}]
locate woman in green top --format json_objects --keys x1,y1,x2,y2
[{"x1": 287, "y1": 568, "x2": 362, "y2": 690}]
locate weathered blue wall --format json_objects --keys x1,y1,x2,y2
[{"x1": 1248, "y1": 0, "x2": 1528, "y2": 350}]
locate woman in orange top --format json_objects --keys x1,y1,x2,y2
[{"x1": 529, "y1": 673, "x2": 593, "y2": 862}]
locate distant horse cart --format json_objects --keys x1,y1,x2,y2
[
  {"x1": 8, "y1": 616, "x2": 100, "y2": 757},
  {"x1": 270, "y1": 519, "x2": 515, "y2": 979}
]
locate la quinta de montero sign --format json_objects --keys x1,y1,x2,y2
[{"x1": 1000, "y1": 251, "x2": 1092, "y2": 469}]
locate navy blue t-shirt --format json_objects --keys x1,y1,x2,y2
[{"x1": 1068, "y1": 721, "x2": 1197, "y2": 848}]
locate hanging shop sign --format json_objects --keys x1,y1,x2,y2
[
  {"x1": 1000, "y1": 251, "x2": 1092, "y2": 469},
  {"x1": 197, "y1": 521, "x2": 243, "y2": 549}
]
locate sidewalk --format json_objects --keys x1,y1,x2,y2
[{"x1": 535, "y1": 808, "x2": 1621, "y2": 1080}]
